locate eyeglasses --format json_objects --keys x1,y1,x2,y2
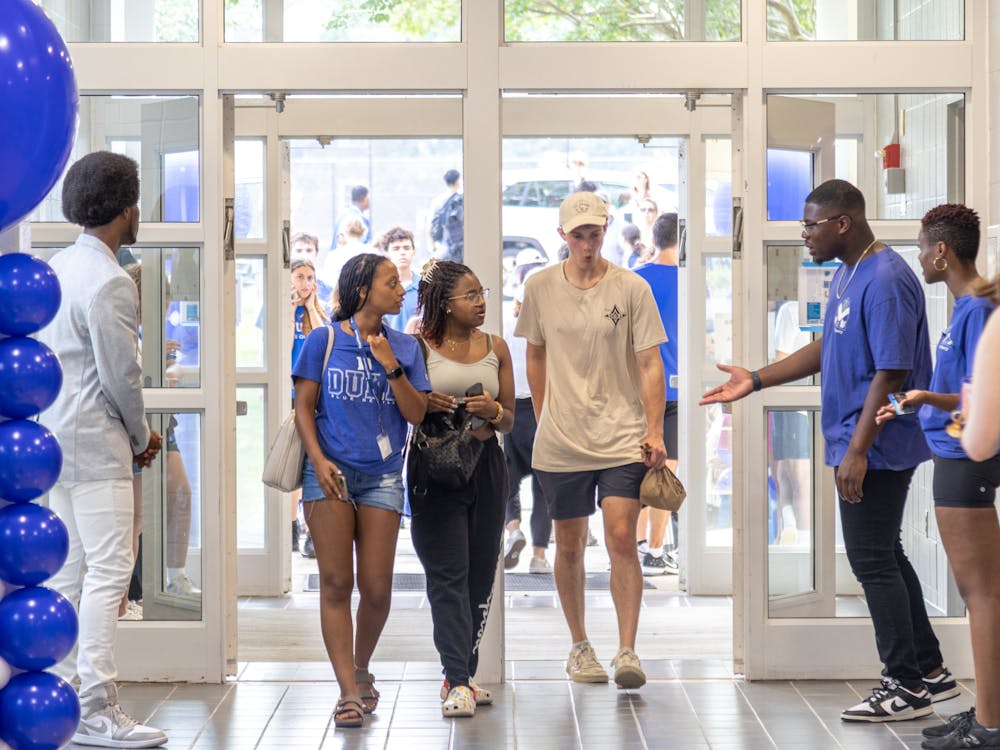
[
  {"x1": 800, "y1": 215, "x2": 844, "y2": 230},
  {"x1": 447, "y1": 288, "x2": 491, "y2": 303},
  {"x1": 640, "y1": 207, "x2": 658, "y2": 213}
]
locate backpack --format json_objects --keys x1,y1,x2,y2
[{"x1": 432, "y1": 193, "x2": 463, "y2": 248}]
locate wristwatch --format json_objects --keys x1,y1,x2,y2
[{"x1": 385, "y1": 366, "x2": 404, "y2": 380}]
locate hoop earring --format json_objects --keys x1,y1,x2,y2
[
  {"x1": 933, "y1": 256, "x2": 948, "y2": 271},
  {"x1": 446, "y1": 308, "x2": 452, "y2": 314}
]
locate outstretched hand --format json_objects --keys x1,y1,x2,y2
[{"x1": 699, "y1": 364, "x2": 754, "y2": 406}]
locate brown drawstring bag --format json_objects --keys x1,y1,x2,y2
[{"x1": 639, "y1": 443, "x2": 686, "y2": 511}]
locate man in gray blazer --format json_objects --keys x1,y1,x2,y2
[{"x1": 38, "y1": 151, "x2": 166, "y2": 749}]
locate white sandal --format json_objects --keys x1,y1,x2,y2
[
  {"x1": 441, "y1": 685, "x2": 476, "y2": 717},
  {"x1": 440, "y1": 679, "x2": 493, "y2": 706}
]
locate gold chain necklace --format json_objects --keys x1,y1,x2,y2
[
  {"x1": 835, "y1": 239, "x2": 878, "y2": 300},
  {"x1": 444, "y1": 333, "x2": 473, "y2": 351}
]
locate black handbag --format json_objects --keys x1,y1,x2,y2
[{"x1": 408, "y1": 404, "x2": 484, "y2": 495}]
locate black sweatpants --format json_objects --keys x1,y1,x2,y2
[
  {"x1": 504, "y1": 398, "x2": 552, "y2": 549},
  {"x1": 409, "y1": 436, "x2": 507, "y2": 688}
]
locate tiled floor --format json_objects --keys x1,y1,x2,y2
[{"x1": 78, "y1": 666, "x2": 976, "y2": 749}]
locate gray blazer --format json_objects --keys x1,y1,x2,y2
[{"x1": 38, "y1": 234, "x2": 151, "y2": 481}]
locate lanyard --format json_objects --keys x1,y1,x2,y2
[{"x1": 349, "y1": 317, "x2": 388, "y2": 434}]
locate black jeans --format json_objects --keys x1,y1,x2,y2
[
  {"x1": 504, "y1": 398, "x2": 552, "y2": 549},
  {"x1": 837, "y1": 467, "x2": 943, "y2": 687},
  {"x1": 409, "y1": 437, "x2": 507, "y2": 688}
]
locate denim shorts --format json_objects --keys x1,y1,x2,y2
[
  {"x1": 535, "y1": 462, "x2": 647, "y2": 520},
  {"x1": 301, "y1": 457, "x2": 405, "y2": 514}
]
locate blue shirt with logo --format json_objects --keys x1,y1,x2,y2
[
  {"x1": 820, "y1": 247, "x2": 932, "y2": 469},
  {"x1": 634, "y1": 263, "x2": 678, "y2": 401},
  {"x1": 920, "y1": 294, "x2": 995, "y2": 458},
  {"x1": 383, "y1": 274, "x2": 420, "y2": 332},
  {"x1": 293, "y1": 323, "x2": 431, "y2": 474}
]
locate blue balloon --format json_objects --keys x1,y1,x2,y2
[
  {"x1": 0, "y1": 1, "x2": 79, "y2": 233},
  {"x1": 0, "y1": 421, "x2": 62, "y2": 503},
  {"x1": 0, "y1": 504, "x2": 68, "y2": 586},
  {"x1": 0, "y1": 255, "x2": 62, "y2": 337},
  {"x1": 0, "y1": 672, "x2": 80, "y2": 750},
  {"x1": 0, "y1": 586, "x2": 77, "y2": 671},
  {"x1": 0, "y1": 338, "x2": 62, "y2": 420}
]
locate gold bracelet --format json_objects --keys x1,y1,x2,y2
[{"x1": 488, "y1": 401, "x2": 504, "y2": 425}]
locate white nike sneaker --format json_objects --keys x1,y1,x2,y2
[
  {"x1": 74, "y1": 701, "x2": 167, "y2": 748},
  {"x1": 840, "y1": 678, "x2": 932, "y2": 722}
]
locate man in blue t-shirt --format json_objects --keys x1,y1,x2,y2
[
  {"x1": 701, "y1": 180, "x2": 948, "y2": 724},
  {"x1": 380, "y1": 226, "x2": 421, "y2": 332},
  {"x1": 634, "y1": 213, "x2": 680, "y2": 576}
]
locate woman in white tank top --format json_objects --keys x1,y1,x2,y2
[{"x1": 407, "y1": 260, "x2": 515, "y2": 718}]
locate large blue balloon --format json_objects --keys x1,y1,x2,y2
[
  {"x1": 0, "y1": 421, "x2": 62, "y2": 503},
  {"x1": 0, "y1": 672, "x2": 80, "y2": 750},
  {"x1": 0, "y1": 255, "x2": 62, "y2": 337},
  {"x1": 0, "y1": 1, "x2": 78, "y2": 233},
  {"x1": 0, "y1": 504, "x2": 68, "y2": 586},
  {"x1": 0, "y1": 338, "x2": 62, "y2": 420},
  {"x1": 0, "y1": 586, "x2": 77, "y2": 671}
]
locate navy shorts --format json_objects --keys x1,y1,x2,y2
[
  {"x1": 663, "y1": 401, "x2": 678, "y2": 459},
  {"x1": 535, "y1": 462, "x2": 647, "y2": 520},
  {"x1": 301, "y1": 456, "x2": 405, "y2": 514},
  {"x1": 933, "y1": 455, "x2": 1000, "y2": 509}
]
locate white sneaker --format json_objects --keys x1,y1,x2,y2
[
  {"x1": 118, "y1": 601, "x2": 143, "y2": 621},
  {"x1": 840, "y1": 678, "x2": 933, "y2": 722},
  {"x1": 166, "y1": 572, "x2": 201, "y2": 596},
  {"x1": 74, "y1": 702, "x2": 167, "y2": 748},
  {"x1": 566, "y1": 642, "x2": 609, "y2": 683},
  {"x1": 611, "y1": 647, "x2": 646, "y2": 689},
  {"x1": 528, "y1": 557, "x2": 552, "y2": 574},
  {"x1": 503, "y1": 529, "x2": 526, "y2": 570}
]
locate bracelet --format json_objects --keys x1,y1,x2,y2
[
  {"x1": 488, "y1": 401, "x2": 504, "y2": 425},
  {"x1": 750, "y1": 370, "x2": 763, "y2": 392}
]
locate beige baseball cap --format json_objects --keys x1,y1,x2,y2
[{"x1": 559, "y1": 191, "x2": 609, "y2": 233}]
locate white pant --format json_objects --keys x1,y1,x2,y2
[{"x1": 48, "y1": 479, "x2": 134, "y2": 708}]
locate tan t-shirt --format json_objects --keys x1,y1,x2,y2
[{"x1": 514, "y1": 262, "x2": 667, "y2": 471}]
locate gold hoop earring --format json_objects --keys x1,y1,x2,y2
[{"x1": 933, "y1": 256, "x2": 948, "y2": 271}]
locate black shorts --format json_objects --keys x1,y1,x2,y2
[
  {"x1": 933, "y1": 455, "x2": 1000, "y2": 508},
  {"x1": 535, "y1": 462, "x2": 647, "y2": 521},
  {"x1": 663, "y1": 401, "x2": 678, "y2": 459},
  {"x1": 771, "y1": 410, "x2": 810, "y2": 461}
]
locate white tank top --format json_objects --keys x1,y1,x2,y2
[{"x1": 424, "y1": 334, "x2": 501, "y2": 400}]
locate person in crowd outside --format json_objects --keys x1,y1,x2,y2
[
  {"x1": 334, "y1": 184, "x2": 371, "y2": 246},
  {"x1": 634, "y1": 212, "x2": 681, "y2": 576},
  {"x1": 636, "y1": 197, "x2": 659, "y2": 249},
  {"x1": 380, "y1": 226, "x2": 421, "y2": 332},
  {"x1": 502, "y1": 252, "x2": 552, "y2": 574},
  {"x1": 569, "y1": 150, "x2": 590, "y2": 190},
  {"x1": 430, "y1": 169, "x2": 464, "y2": 263},
  {"x1": 620, "y1": 223, "x2": 648, "y2": 270},
  {"x1": 40, "y1": 151, "x2": 167, "y2": 749},
  {"x1": 701, "y1": 179, "x2": 953, "y2": 723},
  {"x1": 290, "y1": 258, "x2": 329, "y2": 558},
  {"x1": 516, "y1": 191, "x2": 668, "y2": 690},
  {"x1": 322, "y1": 218, "x2": 373, "y2": 294},
  {"x1": 872, "y1": 205, "x2": 999, "y2": 749},
  {"x1": 293, "y1": 253, "x2": 430, "y2": 728},
  {"x1": 408, "y1": 259, "x2": 514, "y2": 718},
  {"x1": 290, "y1": 231, "x2": 333, "y2": 311}
]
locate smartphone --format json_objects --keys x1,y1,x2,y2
[
  {"x1": 465, "y1": 383, "x2": 485, "y2": 428},
  {"x1": 888, "y1": 392, "x2": 914, "y2": 415}
]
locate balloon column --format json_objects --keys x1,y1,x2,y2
[{"x1": 0, "y1": 2, "x2": 81, "y2": 749}]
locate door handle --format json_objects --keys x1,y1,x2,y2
[
  {"x1": 223, "y1": 198, "x2": 235, "y2": 261},
  {"x1": 731, "y1": 197, "x2": 743, "y2": 260},
  {"x1": 236, "y1": 400, "x2": 248, "y2": 416},
  {"x1": 282, "y1": 220, "x2": 291, "y2": 269}
]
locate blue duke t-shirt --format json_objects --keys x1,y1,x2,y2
[
  {"x1": 920, "y1": 294, "x2": 995, "y2": 458},
  {"x1": 634, "y1": 264, "x2": 678, "y2": 401},
  {"x1": 293, "y1": 323, "x2": 431, "y2": 474},
  {"x1": 820, "y1": 247, "x2": 932, "y2": 469}
]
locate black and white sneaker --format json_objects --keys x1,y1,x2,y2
[
  {"x1": 921, "y1": 715, "x2": 1000, "y2": 749},
  {"x1": 664, "y1": 549, "x2": 680, "y2": 574},
  {"x1": 923, "y1": 708, "x2": 976, "y2": 739},
  {"x1": 841, "y1": 678, "x2": 933, "y2": 722},
  {"x1": 641, "y1": 552, "x2": 668, "y2": 576},
  {"x1": 924, "y1": 668, "x2": 962, "y2": 703}
]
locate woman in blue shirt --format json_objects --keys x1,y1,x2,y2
[
  {"x1": 877, "y1": 205, "x2": 1000, "y2": 747},
  {"x1": 294, "y1": 253, "x2": 430, "y2": 729}
]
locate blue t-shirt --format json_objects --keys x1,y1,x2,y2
[
  {"x1": 383, "y1": 274, "x2": 420, "y2": 332},
  {"x1": 820, "y1": 247, "x2": 932, "y2": 469},
  {"x1": 292, "y1": 323, "x2": 430, "y2": 474},
  {"x1": 634, "y1": 263, "x2": 678, "y2": 401},
  {"x1": 291, "y1": 306, "x2": 307, "y2": 368},
  {"x1": 920, "y1": 294, "x2": 996, "y2": 458}
]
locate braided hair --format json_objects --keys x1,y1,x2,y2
[
  {"x1": 333, "y1": 253, "x2": 392, "y2": 322},
  {"x1": 417, "y1": 259, "x2": 473, "y2": 346}
]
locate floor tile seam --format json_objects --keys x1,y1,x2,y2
[
  {"x1": 677, "y1": 675, "x2": 714, "y2": 746},
  {"x1": 733, "y1": 681, "x2": 780, "y2": 749},
  {"x1": 787, "y1": 681, "x2": 846, "y2": 749},
  {"x1": 250, "y1": 683, "x2": 291, "y2": 750},
  {"x1": 565, "y1": 679, "x2": 585, "y2": 749}
]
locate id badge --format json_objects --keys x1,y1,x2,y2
[{"x1": 376, "y1": 431, "x2": 393, "y2": 461}]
